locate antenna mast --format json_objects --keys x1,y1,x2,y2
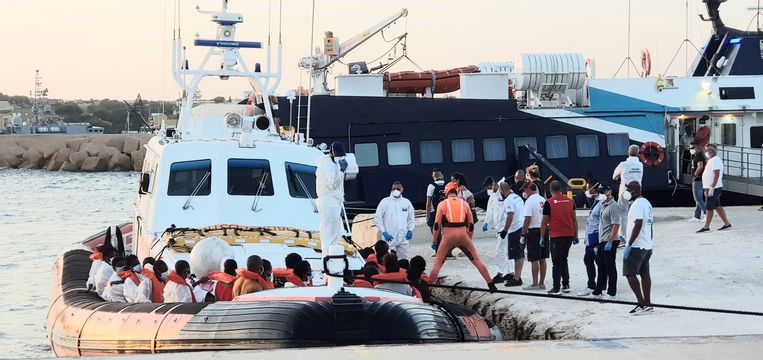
[{"x1": 613, "y1": 0, "x2": 642, "y2": 78}]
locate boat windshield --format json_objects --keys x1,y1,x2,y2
[
  {"x1": 168, "y1": 160, "x2": 212, "y2": 196},
  {"x1": 228, "y1": 159, "x2": 274, "y2": 196}
]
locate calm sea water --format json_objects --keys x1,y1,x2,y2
[{"x1": 0, "y1": 169, "x2": 138, "y2": 359}]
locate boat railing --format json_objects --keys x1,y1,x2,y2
[{"x1": 717, "y1": 145, "x2": 763, "y2": 181}]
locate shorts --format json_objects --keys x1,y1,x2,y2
[
  {"x1": 525, "y1": 228, "x2": 549, "y2": 261},
  {"x1": 623, "y1": 248, "x2": 652, "y2": 277},
  {"x1": 508, "y1": 229, "x2": 525, "y2": 260},
  {"x1": 704, "y1": 187, "x2": 723, "y2": 210}
]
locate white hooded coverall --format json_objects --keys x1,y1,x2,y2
[
  {"x1": 163, "y1": 279, "x2": 195, "y2": 303},
  {"x1": 374, "y1": 194, "x2": 416, "y2": 260},
  {"x1": 316, "y1": 155, "x2": 345, "y2": 257},
  {"x1": 94, "y1": 263, "x2": 115, "y2": 298},
  {"x1": 483, "y1": 192, "x2": 514, "y2": 275}
]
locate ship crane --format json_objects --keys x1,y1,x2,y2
[{"x1": 299, "y1": 8, "x2": 408, "y2": 95}]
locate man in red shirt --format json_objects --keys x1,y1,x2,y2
[{"x1": 540, "y1": 180, "x2": 579, "y2": 294}]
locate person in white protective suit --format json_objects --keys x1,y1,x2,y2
[
  {"x1": 316, "y1": 141, "x2": 349, "y2": 258},
  {"x1": 374, "y1": 181, "x2": 416, "y2": 260},
  {"x1": 482, "y1": 177, "x2": 514, "y2": 283}
]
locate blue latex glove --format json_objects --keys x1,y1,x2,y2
[
  {"x1": 431, "y1": 242, "x2": 439, "y2": 251},
  {"x1": 382, "y1": 231, "x2": 393, "y2": 242},
  {"x1": 573, "y1": 237, "x2": 580, "y2": 245},
  {"x1": 623, "y1": 245, "x2": 633, "y2": 260},
  {"x1": 540, "y1": 237, "x2": 545, "y2": 248},
  {"x1": 405, "y1": 230, "x2": 413, "y2": 240},
  {"x1": 604, "y1": 242, "x2": 613, "y2": 252},
  {"x1": 482, "y1": 223, "x2": 489, "y2": 232},
  {"x1": 338, "y1": 159, "x2": 349, "y2": 172}
]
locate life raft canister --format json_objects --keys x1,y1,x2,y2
[{"x1": 639, "y1": 141, "x2": 665, "y2": 168}]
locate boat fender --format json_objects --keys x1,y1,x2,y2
[{"x1": 638, "y1": 142, "x2": 665, "y2": 168}]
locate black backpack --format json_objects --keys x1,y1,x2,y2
[{"x1": 431, "y1": 182, "x2": 447, "y2": 209}]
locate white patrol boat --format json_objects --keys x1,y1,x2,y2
[{"x1": 46, "y1": 1, "x2": 498, "y2": 356}]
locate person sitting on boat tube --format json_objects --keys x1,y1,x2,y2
[
  {"x1": 273, "y1": 253, "x2": 302, "y2": 287},
  {"x1": 208, "y1": 258, "x2": 239, "y2": 301},
  {"x1": 164, "y1": 260, "x2": 197, "y2": 303},
  {"x1": 87, "y1": 242, "x2": 116, "y2": 292},
  {"x1": 374, "y1": 181, "x2": 416, "y2": 260},
  {"x1": 121, "y1": 255, "x2": 144, "y2": 303},
  {"x1": 373, "y1": 253, "x2": 412, "y2": 296},
  {"x1": 135, "y1": 260, "x2": 168, "y2": 303},
  {"x1": 316, "y1": 141, "x2": 349, "y2": 259},
  {"x1": 233, "y1": 255, "x2": 270, "y2": 296},
  {"x1": 285, "y1": 260, "x2": 313, "y2": 287},
  {"x1": 429, "y1": 182, "x2": 498, "y2": 292},
  {"x1": 102, "y1": 257, "x2": 127, "y2": 302}
]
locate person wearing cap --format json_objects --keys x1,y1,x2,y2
[
  {"x1": 688, "y1": 142, "x2": 706, "y2": 222},
  {"x1": 429, "y1": 182, "x2": 497, "y2": 292},
  {"x1": 593, "y1": 183, "x2": 622, "y2": 298},
  {"x1": 316, "y1": 141, "x2": 349, "y2": 257}
]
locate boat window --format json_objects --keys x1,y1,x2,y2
[
  {"x1": 285, "y1": 162, "x2": 317, "y2": 199},
  {"x1": 420, "y1": 140, "x2": 444, "y2": 164},
  {"x1": 168, "y1": 160, "x2": 211, "y2": 196},
  {"x1": 576, "y1": 134, "x2": 600, "y2": 157},
  {"x1": 606, "y1": 133, "x2": 630, "y2": 156},
  {"x1": 751, "y1": 126, "x2": 763, "y2": 148},
  {"x1": 451, "y1": 139, "x2": 475, "y2": 163},
  {"x1": 483, "y1": 138, "x2": 506, "y2": 161},
  {"x1": 354, "y1": 143, "x2": 379, "y2": 167},
  {"x1": 387, "y1": 142, "x2": 412, "y2": 166},
  {"x1": 721, "y1": 123, "x2": 736, "y2": 146},
  {"x1": 227, "y1": 159, "x2": 274, "y2": 196},
  {"x1": 513, "y1": 136, "x2": 538, "y2": 159},
  {"x1": 545, "y1": 135, "x2": 569, "y2": 159}
]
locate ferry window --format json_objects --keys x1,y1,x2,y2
[
  {"x1": 168, "y1": 160, "x2": 211, "y2": 196},
  {"x1": 545, "y1": 135, "x2": 569, "y2": 159},
  {"x1": 514, "y1": 136, "x2": 538, "y2": 159},
  {"x1": 420, "y1": 140, "x2": 444, "y2": 164},
  {"x1": 576, "y1": 134, "x2": 600, "y2": 157},
  {"x1": 451, "y1": 139, "x2": 475, "y2": 163},
  {"x1": 387, "y1": 142, "x2": 412, "y2": 166},
  {"x1": 354, "y1": 143, "x2": 379, "y2": 167},
  {"x1": 606, "y1": 133, "x2": 630, "y2": 156},
  {"x1": 285, "y1": 162, "x2": 317, "y2": 199},
  {"x1": 483, "y1": 138, "x2": 506, "y2": 161},
  {"x1": 227, "y1": 159, "x2": 274, "y2": 196},
  {"x1": 751, "y1": 127, "x2": 763, "y2": 148},
  {"x1": 721, "y1": 123, "x2": 736, "y2": 146}
]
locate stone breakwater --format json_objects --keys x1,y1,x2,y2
[{"x1": 0, "y1": 135, "x2": 150, "y2": 172}]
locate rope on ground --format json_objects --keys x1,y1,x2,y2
[{"x1": 330, "y1": 273, "x2": 763, "y2": 317}]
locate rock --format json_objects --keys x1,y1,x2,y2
[
  {"x1": 38, "y1": 141, "x2": 60, "y2": 160},
  {"x1": 68, "y1": 151, "x2": 88, "y2": 168},
  {"x1": 20, "y1": 148, "x2": 45, "y2": 169},
  {"x1": 60, "y1": 160, "x2": 78, "y2": 171},
  {"x1": 45, "y1": 148, "x2": 74, "y2": 171},
  {"x1": 108, "y1": 153, "x2": 132, "y2": 171},
  {"x1": 83, "y1": 142, "x2": 106, "y2": 157},
  {"x1": 65, "y1": 138, "x2": 89, "y2": 152},
  {"x1": 122, "y1": 137, "x2": 141, "y2": 153},
  {"x1": 81, "y1": 157, "x2": 108, "y2": 172},
  {"x1": 105, "y1": 136, "x2": 125, "y2": 150},
  {"x1": 131, "y1": 149, "x2": 146, "y2": 171},
  {"x1": 102, "y1": 146, "x2": 122, "y2": 161},
  {"x1": 1, "y1": 145, "x2": 25, "y2": 168}
]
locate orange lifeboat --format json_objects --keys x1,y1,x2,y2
[{"x1": 383, "y1": 65, "x2": 480, "y2": 94}]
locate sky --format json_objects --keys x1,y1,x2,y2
[{"x1": 0, "y1": 0, "x2": 759, "y2": 101}]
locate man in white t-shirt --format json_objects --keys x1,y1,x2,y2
[
  {"x1": 697, "y1": 143, "x2": 731, "y2": 233},
  {"x1": 500, "y1": 182, "x2": 525, "y2": 287},
  {"x1": 520, "y1": 182, "x2": 548, "y2": 290},
  {"x1": 622, "y1": 181, "x2": 653, "y2": 315}
]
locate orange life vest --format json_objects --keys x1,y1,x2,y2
[
  {"x1": 371, "y1": 271, "x2": 409, "y2": 286},
  {"x1": 441, "y1": 197, "x2": 468, "y2": 226},
  {"x1": 89, "y1": 252, "x2": 103, "y2": 261},
  {"x1": 117, "y1": 271, "x2": 140, "y2": 286},
  {"x1": 235, "y1": 269, "x2": 271, "y2": 290},
  {"x1": 352, "y1": 279, "x2": 373, "y2": 288},
  {"x1": 141, "y1": 270, "x2": 165, "y2": 303},
  {"x1": 365, "y1": 254, "x2": 387, "y2": 273},
  {"x1": 209, "y1": 272, "x2": 238, "y2": 301},
  {"x1": 167, "y1": 271, "x2": 196, "y2": 303}
]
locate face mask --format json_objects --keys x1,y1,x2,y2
[
  {"x1": 391, "y1": 189, "x2": 402, "y2": 198},
  {"x1": 596, "y1": 194, "x2": 607, "y2": 202},
  {"x1": 161, "y1": 271, "x2": 169, "y2": 279},
  {"x1": 133, "y1": 265, "x2": 141, "y2": 272},
  {"x1": 689, "y1": 149, "x2": 696, "y2": 155},
  {"x1": 621, "y1": 191, "x2": 632, "y2": 201},
  {"x1": 487, "y1": 189, "x2": 494, "y2": 196},
  {"x1": 586, "y1": 192, "x2": 594, "y2": 199}
]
